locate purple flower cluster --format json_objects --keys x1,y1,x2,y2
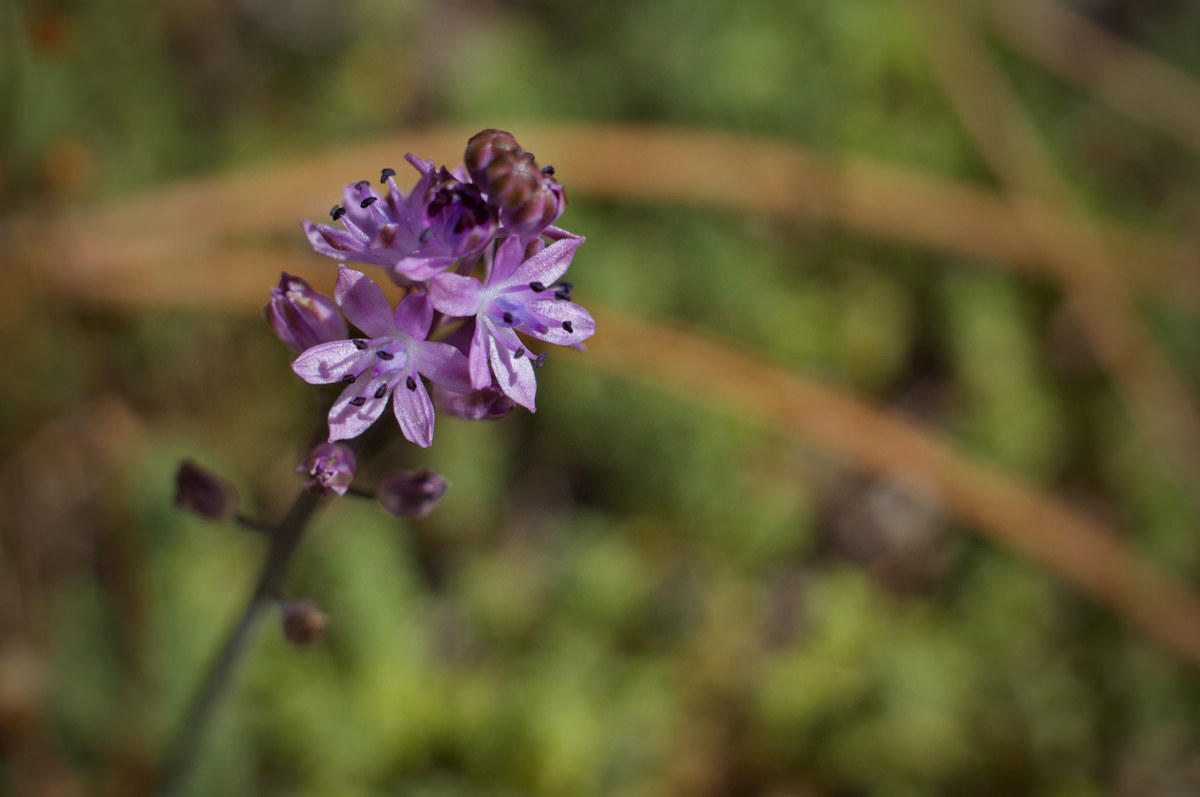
[{"x1": 273, "y1": 130, "x2": 594, "y2": 448}]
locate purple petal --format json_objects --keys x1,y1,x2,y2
[
  {"x1": 327, "y1": 376, "x2": 392, "y2": 441},
  {"x1": 392, "y1": 372, "x2": 435, "y2": 448},
  {"x1": 292, "y1": 340, "x2": 369, "y2": 384},
  {"x1": 335, "y1": 266, "x2": 396, "y2": 338},
  {"x1": 487, "y1": 324, "x2": 536, "y2": 411},
  {"x1": 393, "y1": 252, "x2": 456, "y2": 282},
  {"x1": 393, "y1": 292, "x2": 434, "y2": 340},
  {"x1": 468, "y1": 321, "x2": 491, "y2": 390},
  {"x1": 523, "y1": 300, "x2": 596, "y2": 347},
  {"x1": 342, "y1": 182, "x2": 388, "y2": 238},
  {"x1": 488, "y1": 235, "x2": 525, "y2": 286},
  {"x1": 430, "y1": 273, "x2": 484, "y2": 318},
  {"x1": 507, "y1": 236, "x2": 584, "y2": 289},
  {"x1": 417, "y1": 341, "x2": 473, "y2": 394},
  {"x1": 303, "y1": 220, "x2": 367, "y2": 261}
]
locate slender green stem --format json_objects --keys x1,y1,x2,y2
[{"x1": 155, "y1": 487, "x2": 322, "y2": 796}]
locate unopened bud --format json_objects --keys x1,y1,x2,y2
[
  {"x1": 432, "y1": 384, "x2": 516, "y2": 421},
  {"x1": 264, "y1": 273, "x2": 347, "y2": 353},
  {"x1": 175, "y1": 461, "x2": 238, "y2": 520},
  {"x1": 464, "y1": 128, "x2": 523, "y2": 186},
  {"x1": 297, "y1": 442, "x2": 357, "y2": 496},
  {"x1": 377, "y1": 469, "x2": 447, "y2": 518},
  {"x1": 281, "y1": 599, "x2": 327, "y2": 646}
]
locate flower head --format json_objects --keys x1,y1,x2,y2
[
  {"x1": 377, "y1": 468, "x2": 447, "y2": 518},
  {"x1": 297, "y1": 442, "x2": 357, "y2": 496},
  {"x1": 429, "y1": 234, "x2": 593, "y2": 411},
  {"x1": 292, "y1": 266, "x2": 472, "y2": 446}
]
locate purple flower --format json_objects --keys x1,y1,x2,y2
[
  {"x1": 429, "y1": 234, "x2": 593, "y2": 411},
  {"x1": 302, "y1": 157, "x2": 497, "y2": 284},
  {"x1": 292, "y1": 266, "x2": 472, "y2": 447},
  {"x1": 264, "y1": 273, "x2": 347, "y2": 353},
  {"x1": 377, "y1": 469, "x2": 447, "y2": 518},
  {"x1": 297, "y1": 442, "x2": 357, "y2": 496},
  {"x1": 175, "y1": 461, "x2": 238, "y2": 520}
]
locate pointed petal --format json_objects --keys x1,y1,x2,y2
[
  {"x1": 292, "y1": 340, "x2": 369, "y2": 384},
  {"x1": 430, "y1": 273, "x2": 484, "y2": 317},
  {"x1": 327, "y1": 376, "x2": 391, "y2": 441},
  {"x1": 393, "y1": 292, "x2": 433, "y2": 339},
  {"x1": 488, "y1": 235, "x2": 525, "y2": 286},
  {"x1": 392, "y1": 372, "x2": 435, "y2": 448},
  {"x1": 488, "y1": 329, "x2": 537, "y2": 411},
  {"x1": 523, "y1": 300, "x2": 596, "y2": 346},
  {"x1": 508, "y1": 235, "x2": 584, "y2": 288},
  {"x1": 468, "y1": 322, "x2": 491, "y2": 390},
  {"x1": 417, "y1": 341, "x2": 473, "y2": 394},
  {"x1": 335, "y1": 266, "x2": 396, "y2": 338},
  {"x1": 393, "y1": 251, "x2": 456, "y2": 282},
  {"x1": 303, "y1": 220, "x2": 368, "y2": 261}
]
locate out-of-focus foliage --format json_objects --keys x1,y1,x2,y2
[{"x1": 4, "y1": 0, "x2": 1200, "y2": 795}]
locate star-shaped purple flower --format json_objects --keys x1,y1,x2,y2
[
  {"x1": 429, "y1": 234, "x2": 594, "y2": 411},
  {"x1": 292, "y1": 266, "x2": 472, "y2": 447}
]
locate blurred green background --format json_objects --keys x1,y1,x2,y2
[{"x1": 4, "y1": 0, "x2": 1200, "y2": 794}]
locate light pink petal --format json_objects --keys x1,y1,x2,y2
[
  {"x1": 417, "y1": 341, "x2": 473, "y2": 394},
  {"x1": 523, "y1": 300, "x2": 596, "y2": 346},
  {"x1": 292, "y1": 340, "x2": 369, "y2": 384},
  {"x1": 508, "y1": 235, "x2": 584, "y2": 288},
  {"x1": 430, "y1": 273, "x2": 485, "y2": 317},
  {"x1": 393, "y1": 292, "x2": 433, "y2": 340},
  {"x1": 335, "y1": 266, "x2": 396, "y2": 338},
  {"x1": 488, "y1": 329, "x2": 537, "y2": 412},
  {"x1": 488, "y1": 235, "x2": 525, "y2": 286},
  {"x1": 468, "y1": 322, "x2": 491, "y2": 390},
  {"x1": 327, "y1": 375, "x2": 392, "y2": 441},
  {"x1": 392, "y1": 372, "x2": 435, "y2": 448}
]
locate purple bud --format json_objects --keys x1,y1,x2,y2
[
  {"x1": 377, "y1": 469, "x2": 447, "y2": 518},
  {"x1": 296, "y1": 443, "x2": 357, "y2": 496},
  {"x1": 432, "y1": 384, "x2": 517, "y2": 421},
  {"x1": 464, "y1": 129, "x2": 523, "y2": 186},
  {"x1": 264, "y1": 273, "x2": 348, "y2": 353},
  {"x1": 281, "y1": 599, "x2": 328, "y2": 646},
  {"x1": 175, "y1": 461, "x2": 238, "y2": 520}
]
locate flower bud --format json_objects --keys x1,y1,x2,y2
[
  {"x1": 297, "y1": 443, "x2": 356, "y2": 496},
  {"x1": 424, "y1": 168, "x2": 498, "y2": 257},
  {"x1": 432, "y1": 385, "x2": 516, "y2": 421},
  {"x1": 281, "y1": 599, "x2": 327, "y2": 646},
  {"x1": 175, "y1": 461, "x2": 238, "y2": 520},
  {"x1": 464, "y1": 129, "x2": 523, "y2": 187},
  {"x1": 264, "y1": 273, "x2": 347, "y2": 353},
  {"x1": 377, "y1": 469, "x2": 447, "y2": 518}
]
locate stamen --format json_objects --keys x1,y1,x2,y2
[
  {"x1": 529, "y1": 281, "x2": 546, "y2": 292},
  {"x1": 374, "y1": 384, "x2": 388, "y2": 399},
  {"x1": 503, "y1": 312, "x2": 514, "y2": 324},
  {"x1": 406, "y1": 376, "x2": 417, "y2": 391},
  {"x1": 533, "y1": 352, "x2": 548, "y2": 368},
  {"x1": 562, "y1": 320, "x2": 574, "y2": 333},
  {"x1": 541, "y1": 165, "x2": 555, "y2": 175},
  {"x1": 360, "y1": 196, "x2": 378, "y2": 209},
  {"x1": 513, "y1": 347, "x2": 525, "y2": 359},
  {"x1": 557, "y1": 281, "x2": 574, "y2": 291},
  {"x1": 342, "y1": 374, "x2": 357, "y2": 383},
  {"x1": 353, "y1": 339, "x2": 368, "y2": 350},
  {"x1": 330, "y1": 205, "x2": 346, "y2": 221},
  {"x1": 554, "y1": 290, "x2": 571, "y2": 301},
  {"x1": 354, "y1": 179, "x2": 370, "y2": 190},
  {"x1": 380, "y1": 167, "x2": 396, "y2": 183},
  {"x1": 376, "y1": 350, "x2": 394, "y2": 360},
  {"x1": 349, "y1": 397, "x2": 367, "y2": 407}
]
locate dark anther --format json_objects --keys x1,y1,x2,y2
[
  {"x1": 541, "y1": 165, "x2": 555, "y2": 175},
  {"x1": 529, "y1": 281, "x2": 546, "y2": 292},
  {"x1": 374, "y1": 384, "x2": 388, "y2": 399},
  {"x1": 502, "y1": 312, "x2": 514, "y2": 324},
  {"x1": 562, "y1": 320, "x2": 574, "y2": 333},
  {"x1": 406, "y1": 376, "x2": 417, "y2": 391},
  {"x1": 360, "y1": 196, "x2": 378, "y2": 209},
  {"x1": 330, "y1": 205, "x2": 346, "y2": 221},
  {"x1": 342, "y1": 374, "x2": 357, "y2": 383},
  {"x1": 418, "y1": 228, "x2": 434, "y2": 244},
  {"x1": 557, "y1": 281, "x2": 574, "y2": 291},
  {"x1": 513, "y1": 347, "x2": 525, "y2": 359},
  {"x1": 533, "y1": 352, "x2": 548, "y2": 368},
  {"x1": 554, "y1": 290, "x2": 571, "y2": 301},
  {"x1": 355, "y1": 179, "x2": 370, "y2": 190},
  {"x1": 376, "y1": 350, "x2": 394, "y2": 360},
  {"x1": 380, "y1": 167, "x2": 396, "y2": 182},
  {"x1": 353, "y1": 339, "x2": 368, "y2": 350},
  {"x1": 349, "y1": 397, "x2": 367, "y2": 407}
]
